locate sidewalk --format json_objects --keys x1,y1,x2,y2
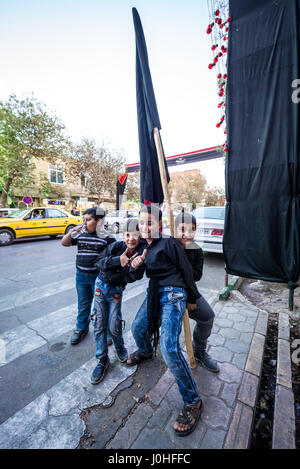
[{"x1": 81, "y1": 284, "x2": 270, "y2": 450}]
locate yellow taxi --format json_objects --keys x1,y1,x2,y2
[{"x1": 0, "y1": 207, "x2": 82, "y2": 246}]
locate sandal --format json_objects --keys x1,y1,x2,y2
[
  {"x1": 126, "y1": 350, "x2": 152, "y2": 366},
  {"x1": 174, "y1": 400, "x2": 203, "y2": 437}
]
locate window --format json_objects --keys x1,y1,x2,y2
[
  {"x1": 46, "y1": 209, "x2": 67, "y2": 218},
  {"x1": 49, "y1": 164, "x2": 64, "y2": 184}
]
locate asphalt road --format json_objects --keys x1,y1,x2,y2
[{"x1": 0, "y1": 234, "x2": 226, "y2": 427}]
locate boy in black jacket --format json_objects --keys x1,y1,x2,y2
[
  {"x1": 90, "y1": 219, "x2": 144, "y2": 385},
  {"x1": 127, "y1": 205, "x2": 202, "y2": 437},
  {"x1": 175, "y1": 212, "x2": 219, "y2": 373}
]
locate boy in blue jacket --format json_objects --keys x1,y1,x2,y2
[{"x1": 90, "y1": 219, "x2": 144, "y2": 385}]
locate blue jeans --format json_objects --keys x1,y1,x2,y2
[
  {"x1": 75, "y1": 269, "x2": 98, "y2": 331},
  {"x1": 91, "y1": 278, "x2": 125, "y2": 360},
  {"x1": 132, "y1": 286, "x2": 200, "y2": 406}
]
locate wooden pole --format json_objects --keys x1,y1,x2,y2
[{"x1": 153, "y1": 127, "x2": 196, "y2": 369}]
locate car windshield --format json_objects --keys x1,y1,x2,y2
[
  {"x1": 6, "y1": 209, "x2": 29, "y2": 218},
  {"x1": 193, "y1": 207, "x2": 225, "y2": 220},
  {"x1": 106, "y1": 211, "x2": 125, "y2": 218}
]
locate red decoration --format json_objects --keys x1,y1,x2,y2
[
  {"x1": 208, "y1": 63, "x2": 214, "y2": 69},
  {"x1": 218, "y1": 52, "x2": 223, "y2": 57},
  {"x1": 207, "y1": 27, "x2": 212, "y2": 34},
  {"x1": 223, "y1": 74, "x2": 227, "y2": 79},
  {"x1": 216, "y1": 123, "x2": 221, "y2": 128},
  {"x1": 217, "y1": 73, "x2": 222, "y2": 79},
  {"x1": 215, "y1": 9, "x2": 220, "y2": 16},
  {"x1": 227, "y1": 17, "x2": 232, "y2": 22}
]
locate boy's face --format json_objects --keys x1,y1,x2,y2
[
  {"x1": 175, "y1": 222, "x2": 196, "y2": 247},
  {"x1": 84, "y1": 214, "x2": 102, "y2": 233},
  {"x1": 138, "y1": 212, "x2": 161, "y2": 241},
  {"x1": 123, "y1": 230, "x2": 140, "y2": 251}
]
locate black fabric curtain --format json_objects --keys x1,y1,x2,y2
[{"x1": 224, "y1": 0, "x2": 300, "y2": 288}]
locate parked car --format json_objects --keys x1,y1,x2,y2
[
  {"x1": 103, "y1": 210, "x2": 139, "y2": 234},
  {"x1": 0, "y1": 208, "x2": 19, "y2": 218},
  {"x1": 0, "y1": 207, "x2": 82, "y2": 246},
  {"x1": 192, "y1": 206, "x2": 225, "y2": 254}
]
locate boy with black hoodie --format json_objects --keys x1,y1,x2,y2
[
  {"x1": 127, "y1": 205, "x2": 202, "y2": 437},
  {"x1": 90, "y1": 219, "x2": 144, "y2": 385}
]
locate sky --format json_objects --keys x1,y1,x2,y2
[{"x1": 0, "y1": 0, "x2": 226, "y2": 188}]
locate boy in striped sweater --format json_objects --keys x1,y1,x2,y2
[{"x1": 61, "y1": 207, "x2": 115, "y2": 345}]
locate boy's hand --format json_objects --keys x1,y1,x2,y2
[
  {"x1": 187, "y1": 303, "x2": 196, "y2": 311},
  {"x1": 131, "y1": 249, "x2": 147, "y2": 269},
  {"x1": 120, "y1": 247, "x2": 131, "y2": 267}
]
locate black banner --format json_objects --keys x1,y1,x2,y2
[{"x1": 224, "y1": 0, "x2": 300, "y2": 288}]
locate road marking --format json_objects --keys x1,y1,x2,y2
[
  {"x1": 0, "y1": 331, "x2": 137, "y2": 449},
  {"x1": 0, "y1": 277, "x2": 75, "y2": 313},
  {"x1": 0, "y1": 280, "x2": 147, "y2": 367}
]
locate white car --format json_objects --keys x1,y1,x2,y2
[
  {"x1": 192, "y1": 206, "x2": 225, "y2": 254},
  {"x1": 0, "y1": 208, "x2": 19, "y2": 218},
  {"x1": 104, "y1": 210, "x2": 139, "y2": 234}
]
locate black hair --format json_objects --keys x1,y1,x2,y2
[
  {"x1": 175, "y1": 212, "x2": 197, "y2": 229},
  {"x1": 139, "y1": 204, "x2": 162, "y2": 222},
  {"x1": 124, "y1": 218, "x2": 140, "y2": 233},
  {"x1": 83, "y1": 206, "x2": 106, "y2": 220}
]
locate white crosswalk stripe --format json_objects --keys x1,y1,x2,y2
[
  {"x1": 0, "y1": 278, "x2": 148, "y2": 367},
  {"x1": 0, "y1": 330, "x2": 137, "y2": 449}
]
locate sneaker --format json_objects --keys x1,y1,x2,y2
[
  {"x1": 70, "y1": 328, "x2": 89, "y2": 345},
  {"x1": 194, "y1": 350, "x2": 220, "y2": 373},
  {"x1": 91, "y1": 357, "x2": 110, "y2": 385},
  {"x1": 115, "y1": 346, "x2": 128, "y2": 363}
]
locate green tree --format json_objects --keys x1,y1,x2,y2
[
  {"x1": 125, "y1": 172, "x2": 140, "y2": 202},
  {"x1": 0, "y1": 94, "x2": 70, "y2": 207},
  {"x1": 205, "y1": 186, "x2": 226, "y2": 206},
  {"x1": 68, "y1": 138, "x2": 125, "y2": 204},
  {"x1": 169, "y1": 170, "x2": 207, "y2": 210}
]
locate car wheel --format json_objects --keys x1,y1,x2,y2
[
  {"x1": 112, "y1": 223, "x2": 119, "y2": 234},
  {"x1": 0, "y1": 229, "x2": 15, "y2": 246},
  {"x1": 65, "y1": 225, "x2": 75, "y2": 234}
]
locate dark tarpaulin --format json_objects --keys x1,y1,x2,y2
[
  {"x1": 132, "y1": 7, "x2": 170, "y2": 205},
  {"x1": 223, "y1": 0, "x2": 300, "y2": 292}
]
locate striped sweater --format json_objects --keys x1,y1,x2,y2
[{"x1": 71, "y1": 230, "x2": 115, "y2": 273}]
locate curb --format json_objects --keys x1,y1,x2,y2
[
  {"x1": 272, "y1": 312, "x2": 296, "y2": 449},
  {"x1": 219, "y1": 276, "x2": 244, "y2": 301},
  {"x1": 224, "y1": 306, "x2": 268, "y2": 449}
]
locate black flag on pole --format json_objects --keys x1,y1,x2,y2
[
  {"x1": 132, "y1": 7, "x2": 170, "y2": 205},
  {"x1": 116, "y1": 173, "x2": 128, "y2": 210}
]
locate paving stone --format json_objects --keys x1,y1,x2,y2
[
  {"x1": 201, "y1": 396, "x2": 231, "y2": 430},
  {"x1": 231, "y1": 353, "x2": 247, "y2": 370},
  {"x1": 219, "y1": 327, "x2": 240, "y2": 340},
  {"x1": 147, "y1": 400, "x2": 172, "y2": 430},
  {"x1": 277, "y1": 339, "x2": 292, "y2": 389},
  {"x1": 278, "y1": 313, "x2": 290, "y2": 341},
  {"x1": 245, "y1": 333, "x2": 265, "y2": 377},
  {"x1": 245, "y1": 316, "x2": 258, "y2": 326},
  {"x1": 217, "y1": 362, "x2": 243, "y2": 384},
  {"x1": 193, "y1": 368, "x2": 222, "y2": 397},
  {"x1": 164, "y1": 382, "x2": 182, "y2": 409},
  {"x1": 224, "y1": 402, "x2": 253, "y2": 449},
  {"x1": 207, "y1": 333, "x2": 225, "y2": 347},
  {"x1": 272, "y1": 385, "x2": 295, "y2": 449},
  {"x1": 255, "y1": 310, "x2": 268, "y2": 336},
  {"x1": 220, "y1": 382, "x2": 240, "y2": 408},
  {"x1": 225, "y1": 339, "x2": 250, "y2": 354},
  {"x1": 227, "y1": 313, "x2": 246, "y2": 323},
  {"x1": 233, "y1": 321, "x2": 254, "y2": 333},
  {"x1": 214, "y1": 318, "x2": 234, "y2": 328},
  {"x1": 147, "y1": 369, "x2": 175, "y2": 406},
  {"x1": 237, "y1": 372, "x2": 259, "y2": 408},
  {"x1": 132, "y1": 427, "x2": 175, "y2": 449},
  {"x1": 239, "y1": 332, "x2": 253, "y2": 344},
  {"x1": 215, "y1": 311, "x2": 229, "y2": 320},
  {"x1": 106, "y1": 403, "x2": 153, "y2": 449},
  {"x1": 238, "y1": 308, "x2": 258, "y2": 318},
  {"x1": 200, "y1": 428, "x2": 227, "y2": 449},
  {"x1": 208, "y1": 346, "x2": 233, "y2": 363}
]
